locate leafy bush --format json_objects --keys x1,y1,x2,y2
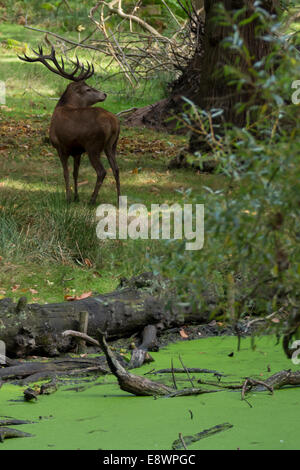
[{"x1": 152, "y1": 3, "x2": 300, "y2": 329}]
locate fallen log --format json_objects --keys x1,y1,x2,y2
[
  {"x1": 0, "y1": 273, "x2": 210, "y2": 358},
  {"x1": 172, "y1": 423, "x2": 234, "y2": 450},
  {"x1": 0, "y1": 357, "x2": 108, "y2": 383},
  {"x1": 97, "y1": 330, "x2": 220, "y2": 397}
]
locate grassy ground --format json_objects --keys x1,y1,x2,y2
[{"x1": 0, "y1": 23, "x2": 223, "y2": 304}]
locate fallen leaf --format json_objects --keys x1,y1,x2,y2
[
  {"x1": 76, "y1": 291, "x2": 93, "y2": 300},
  {"x1": 84, "y1": 258, "x2": 93, "y2": 268},
  {"x1": 11, "y1": 284, "x2": 20, "y2": 292},
  {"x1": 65, "y1": 291, "x2": 93, "y2": 301},
  {"x1": 179, "y1": 329, "x2": 189, "y2": 339},
  {"x1": 64, "y1": 295, "x2": 76, "y2": 301}
]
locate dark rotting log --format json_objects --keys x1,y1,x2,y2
[
  {"x1": 0, "y1": 357, "x2": 108, "y2": 383},
  {"x1": 0, "y1": 272, "x2": 210, "y2": 358}
]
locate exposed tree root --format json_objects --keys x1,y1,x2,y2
[
  {"x1": 97, "y1": 330, "x2": 221, "y2": 397},
  {"x1": 97, "y1": 330, "x2": 173, "y2": 396}
]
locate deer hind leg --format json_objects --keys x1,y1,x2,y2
[
  {"x1": 73, "y1": 155, "x2": 81, "y2": 202},
  {"x1": 104, "y1": 138, "x2": 120, "y2": 206},
  {"x1": 87, "y1": 151, "x2": 107, "y2": 205},
  {"x1": 58, "y1": 149, "x2": 72, "y2": 203}
]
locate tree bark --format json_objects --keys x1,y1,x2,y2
[
  {"x1": 125, "y1": 0, "x2": 279, "y2": 149},
  {"x1": 0, "y1": 273, "x2": 210, "y2": 358}
]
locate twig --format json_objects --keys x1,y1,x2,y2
[
  {"x1": 24, "y1": 25, "x2": 108, "y2": 54},
  {"x1": 241, "y1": 377, "x2": 274, "y2": 400},
  {"x1": 179, "y1": 433, "x2": 188, "y2": 450},
  {"x1": 171, "y1": 358, "x2": 177, "y2": 390},
  {"x1": 28, "y1": 87, "x2": 59, "y2": 100},
  {"x1": 62, "y1": 330, "x2": 100, "y2": 347},
  {"x1": 90, "y1": 0, "x2": 175, "y2": 42},
  {"x1": 161, "y1": 0, "x2": 182, "y2": 28},
  {"x1": 149, "y1": 368, "x2": 224, "y2": 376},
  {"x1": 116, "y1": 107, "x2": 138, "y2": 117},
  {"x1": 108, "y1": 29, "x2": 139, "y2": 84},
  {"x1": 178, "y1": 354, "x2": 195, "y2": 388},
  {"x1": 246, "y1": 309, "x2": 284, "y2": 329}
]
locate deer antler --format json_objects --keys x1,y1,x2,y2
[{"x1": 18, "y1": 46, "x2": 94, "y2": 82}]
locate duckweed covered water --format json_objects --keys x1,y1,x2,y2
[{"x1": 0, "y1": 335, "x2": 299, "y2": 450}]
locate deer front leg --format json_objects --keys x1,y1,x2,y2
[{"x1": 58, "y1": 150, "x2": 72, "y2": 203}]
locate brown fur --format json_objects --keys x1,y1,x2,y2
[{"x1": 50, "y1": 81, "x2": 120, "y2": 205}]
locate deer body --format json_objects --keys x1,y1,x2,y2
[{"x1": 19, "y1": 47, "x2": 120, "y2": 205}]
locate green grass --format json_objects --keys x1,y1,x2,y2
[
  {"x1": 0, "y1": 23, "x2": 170, "y2": 118},
  {"x1": 0, "y1": 22, "x2": 223, "y2": 304}
]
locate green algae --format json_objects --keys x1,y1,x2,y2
[{"x1": 0, "y1": 335, "x2": 299, "y2": 450}]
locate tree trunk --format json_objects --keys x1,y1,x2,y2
[
  {"x1": 188, "y1": 0, "x2": 279, "y2": 151},
  {"x1": 125, "y1": 0, "x2": 279, "y2": 150},
  {"x1": 0, "y1": 273, "x2": 210, "y2": 358}
]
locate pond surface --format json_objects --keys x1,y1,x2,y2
[{"x1": 0, "y1": 335, "x2": 299, "y2": 450}]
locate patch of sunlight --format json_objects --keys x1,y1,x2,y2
[
  {"x1": 2, "y1": 179, "x2": 58, "y2": 193},
  {"x1": 5, "y1": 79, "x2": 57, "y2": 97},
  {"x1": 0, "y1": 56, "x2": 25, "y2": 63}
]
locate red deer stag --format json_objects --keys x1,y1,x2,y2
[{"x1": 19, "y1": 47, "x2": 120, "y2": 205}]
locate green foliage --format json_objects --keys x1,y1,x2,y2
[
  {"x1": 152, "y1": 3, "x2": 300, "y2": 324},
  {"x1": 2, "y1": 0, "x2": 96, "y2": 32}
]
